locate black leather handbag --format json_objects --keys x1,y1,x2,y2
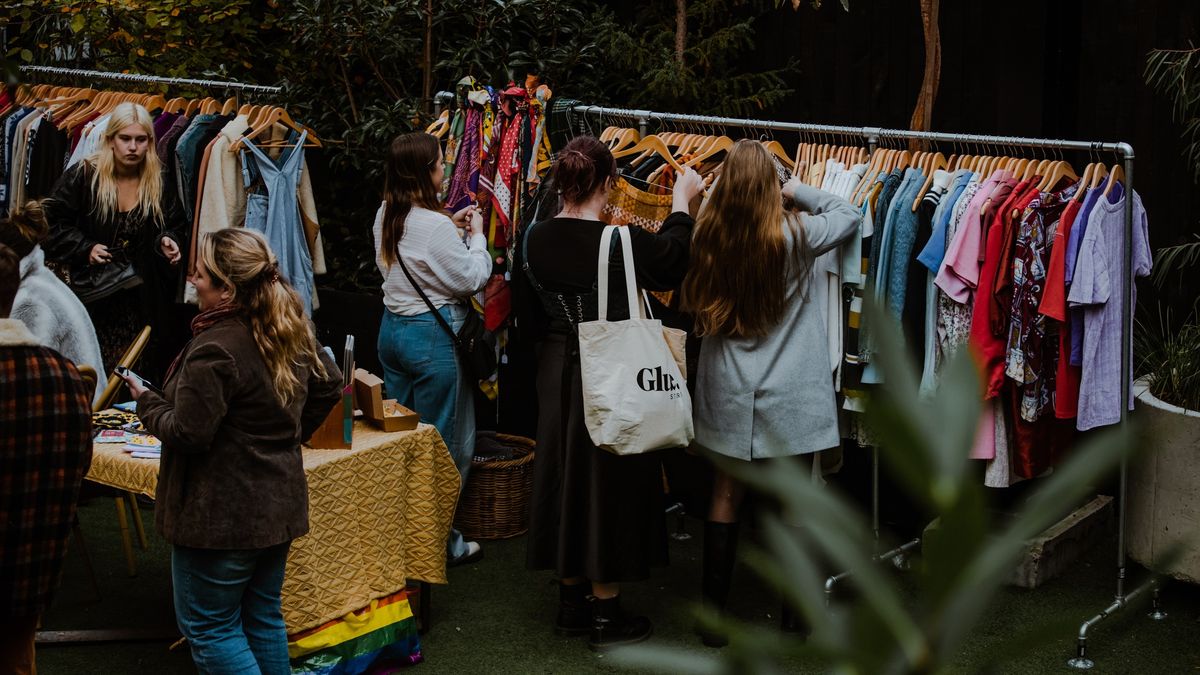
[
  {"x1": 397, "y1": 256, "x2": 497, "y2": 382},
  {"x1": 69, "y1": 248, "x2": 142, "y2": 304}
]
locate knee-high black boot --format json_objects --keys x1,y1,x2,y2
[{"x1": 699, "y1": 521, "x2": 740, "y2": 648}]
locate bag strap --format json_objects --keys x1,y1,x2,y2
[
  {"x1": 396, "y1": 255, "x2": 462, "y2": 348},
  {"x1": 596, "y1": 225, "x2": 639, "y2": 322}
]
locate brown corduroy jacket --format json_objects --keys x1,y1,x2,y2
[{"x1": 137, "y1": 316, "x2": 341, "y2": 549}]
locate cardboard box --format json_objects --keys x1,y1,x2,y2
[
  {"x1": 354, "y1": 369, "x2": 385, "y2": 419},
  {"x1": 353, "y1": 368, "x2": 419, "y2": 432},
  {"x1": 372, "y1": 400, "x2": 420, "y2": 432}
]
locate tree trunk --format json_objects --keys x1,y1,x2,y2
[
  {"x1": 908, "y1": 0, "x2": 941, "y2": 151},
  {"x1": 675, "y1": 0, "x2": 687, "y2": 66},
  {"x1": 423, "y1": 0, "x2": 434, "y2": 114}
]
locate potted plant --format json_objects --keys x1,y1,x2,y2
[
  {"x1": 1129, "y1": 253, "x2": 1200, "y2": 584},
  {"x1": 1127, "y1": 47, "x2": 1200, "y2": 584}
]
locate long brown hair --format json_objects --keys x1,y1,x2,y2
[
  {"x1": 199, "y1": 229, "x2": 327, "y2": 405},
  {"x1": 682, "y1": 139, "x2": 807, "y2": 338},
  {"x1": 379, "y1": 132, "x2": 442, "y2": 268}
]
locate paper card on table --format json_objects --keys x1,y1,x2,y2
[{"x1": 96, "y1": 429, "x2": 130, "y2": 443}]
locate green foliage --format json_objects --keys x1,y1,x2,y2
[
  {"x1": 1145, "y1": 47, "x2": 1200, "y2": 183},
  {"x1": 615, "y1": 301, "x2": 1132, "y2": 674},
  {"x1": 600, "y1": 0, "x2": 799, "y2": 117},
  {"x1": 1, "y1": 0, "x2": 283, "y2": 91},
  {"x1": 1136, "y1": 303, "x2": 1200, "y2": 412}
]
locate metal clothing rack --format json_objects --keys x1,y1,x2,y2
[
  {"x1": 565, "y1": 103, "x2": 1158, "y2": 671},
  {"x1": 18, "y1": 64, "x2": 283, "y2": 95}
]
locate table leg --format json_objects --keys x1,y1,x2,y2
[
  {"x1": 419, "y1": 581, "x2": 431, "y2": 634},
  {"x1": 113, "y1": 497, "x2": 137, "y2": 577},
  {"x1": 126, "y1": 491, "x2": 149, "y2": 549}
]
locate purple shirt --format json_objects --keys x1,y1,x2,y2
[
  {"x1": 1066, "y1": 183, "x2": 1120, "y2": 365},
  {"x1": 1066, "y1": 188, "x2": 1150, "y2": 431}
]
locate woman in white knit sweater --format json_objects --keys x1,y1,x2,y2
[
  {"x1": 372, "y1": 132, "x2": 491, "y2": 567},
  {"x1": 1, "y1": 201, "x2": 104, "y2": 404}
]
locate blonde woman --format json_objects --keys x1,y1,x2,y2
[
  {"x1": 119, "y1": 228, "x2": 341, "y2": 675},
  {"x1": 44, "y1": 101, "x2": 186, "y2": 380},
  {"x1": 682, "y1": 140, "x2": 860, "y2": 646}
]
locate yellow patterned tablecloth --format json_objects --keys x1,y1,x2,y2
[{"x1": 86, "y1": 421, "x2": 462, "y2": 633}]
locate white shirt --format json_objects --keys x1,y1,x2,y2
[
  {"x1": 373, "y1": 203, "x2": 491, "y2": 316},
  {"x1": 66, "y1": 114, "x2": 110, "y2": 168}
]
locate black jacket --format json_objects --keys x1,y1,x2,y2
[{"x1": 42, "y1": 162, "x2": 187, "y2": 278}]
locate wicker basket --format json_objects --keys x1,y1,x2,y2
[{"x1": 454, "y1": 433, "x2": 535, "y2": 540}]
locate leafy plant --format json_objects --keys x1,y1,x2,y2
[
  {"x1": 599, "y1": 0, "x2": 801, "y2": 117},
  {"x1": 1136, "y1": 302, "x2": 1200, "y2": 412},
  {"x1": 615, "y1": 303, "x2": 1131, "y2": 674},
  {"x1": 1145, "y1": 46, "x2": 1200, "y2": 183},
  {"x1": 1, "y1": 0, "x2": 284, "y2": 91}
]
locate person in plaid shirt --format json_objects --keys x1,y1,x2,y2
[{"x1": 0, "y1": 242, "x2": 93, "y2": 675}]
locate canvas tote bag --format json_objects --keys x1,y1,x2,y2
[{"x1": 578, "y1": 225, "x2": 693, "y2": 455}]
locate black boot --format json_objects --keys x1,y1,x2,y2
[
  {"x1": 780, "y1": 603, "x2": 810, "y2": 641},
  {"x1": 555, "y1": 581, "x2": 591, "y2": 637},
  {"x1": 698, "y1": 521, "x2": 740, "y2": 648},
  {"x1": 588, "y1": 595, "x2": 652, "y2": 651}
]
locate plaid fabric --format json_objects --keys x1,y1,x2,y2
[{"x1": 1, "y1": 342, "x2": 92, "y2": 618}]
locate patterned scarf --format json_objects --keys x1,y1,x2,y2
[{"x1": 166, "y1": 302, "x2": 243, "y2": 382}]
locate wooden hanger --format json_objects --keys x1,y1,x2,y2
[
  {"x1": 234, "y1": 105, "x2": 322, "y2": 150},
  {"x1": 911, "y1": 152, "x2": 948, "y2": 211},
  {"x1": 1088, "y1": 162, "x2": 1109, "y2": 190},
  {"x1": 612, "y1": 134, "x2": 686, "y2": 174},
  {"x1": 1103, "y1": 163, "x2": 1124, "y2": 200},
  {"x1": 1038, "y1": 160, "x2": 1079, "y2": 192},
  {"x1": 762, "y1": 140, "x2": 793, "y2": 168},
  {"x1": 684, "y1": 135, "x2": 733, "y2": 170}
]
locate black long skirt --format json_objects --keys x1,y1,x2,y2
[{"x1": 525, "y1": 333, "x2": 668, "y2": 583}]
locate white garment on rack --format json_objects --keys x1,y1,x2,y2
[{"x1": 66, "y1": 114, "x2": 110, "y2": 169}]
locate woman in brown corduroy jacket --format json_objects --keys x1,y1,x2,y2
[{"x1": 120, "y1": 228, "x2": 340, "y2": 675}]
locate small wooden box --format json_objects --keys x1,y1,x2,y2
[
  {"x1": 372, "y1": 400, "x2": 420, "y2": 432},
  {"x1": 307, "y1": 384, "x2": 354, "y2": 449},
  {"x1": 354, "y1": 368, "x2": 419, "y2": 431}
]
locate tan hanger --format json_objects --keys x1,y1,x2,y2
[
  {"x1": 911, "y1": 152, "x2": 948, "y2": 211},
  {"x1": 1103, "y1": 163, "x2": 1124, "y2": 200}
]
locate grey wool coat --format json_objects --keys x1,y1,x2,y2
[{"x1": 693, "y1": 183, "x2": 861, "y2": 460}]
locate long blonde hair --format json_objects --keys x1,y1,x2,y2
[
  {"x1": 682, "y1": 140, "x2": 807, "y2": 338},
  {"x1": 199, "y1": 229, "x2": 328, "y2": 405},
  {"x1": 87, "y1": 102, "x2": 164, "y2": 224}
]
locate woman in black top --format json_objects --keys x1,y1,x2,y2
[
  {"x1": 43, "y1": 102, "x2": 187, "y2": 381},
  {"x1": 515, "y1": 136, "x2": 703, "y2": 650}
]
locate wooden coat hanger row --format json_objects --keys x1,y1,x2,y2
[{"x1": 14, "y1": 83, "x2": 320, "y2": 148}]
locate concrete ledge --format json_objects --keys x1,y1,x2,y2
[{"x1": 1010, "y1": 495, "x2": 1114, "y2": 589}]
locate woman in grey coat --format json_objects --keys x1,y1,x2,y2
[{"x1": 681, "y1": 140, "x2": 860, "y2": 646}]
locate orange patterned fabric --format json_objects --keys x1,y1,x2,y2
[
  {"x1": 601, "y1": 177, "x2": 673, "y2": 233},
  {"x1": 600, "y1": 177, "x2": 677, "y2": 305}
]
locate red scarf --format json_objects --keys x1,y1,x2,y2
[{"x1": 165, "y1": 302, "x2": 243, "y2": 382}]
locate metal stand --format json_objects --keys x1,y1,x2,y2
[
  {"x1": 433, "y1": 93, "x2": 1161, "y2": 665},
  {"x1": 18, "y1": 64, "x2": 282, "y2": 94},
  {"x1": 665, "y1": 501, "x2": 692, "y2": 541}
]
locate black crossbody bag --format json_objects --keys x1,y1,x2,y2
[{"x1": 396, "y1": 256, "x2": 497, "y2": 382}]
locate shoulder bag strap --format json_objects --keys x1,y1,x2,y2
[{"x1": 396, "y1": 255, "x2": 462, "y2": 348}]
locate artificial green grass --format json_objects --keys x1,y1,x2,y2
[{"x1": 36, "y1": 496, "x2": 1200, "y2": 674}]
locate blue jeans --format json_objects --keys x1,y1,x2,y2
[
  {"x1": 378, "y1": 304, "x2": 476, "y2": 560},
  {"x1": 172, "y1": 542, "x2": 291, "y2": 675}
]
